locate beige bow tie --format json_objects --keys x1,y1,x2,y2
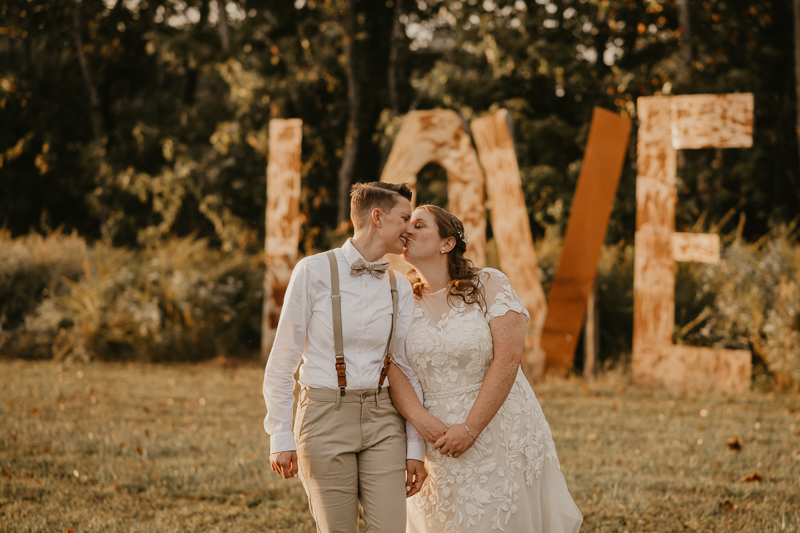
[{"x1": 350, "y1": 258, "x2": 390, "y2": 279}]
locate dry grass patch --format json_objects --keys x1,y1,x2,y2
[{"x1": 1, "y1": 361, "x2": 799, "y2": 532}]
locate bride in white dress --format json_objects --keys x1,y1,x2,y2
[{"x1": 388, "y1": 205, "x2": 582, "y2": 533}]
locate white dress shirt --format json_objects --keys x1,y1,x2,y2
[{"x1": 263, "y1": 239, "x2": 425, "y2": 461}]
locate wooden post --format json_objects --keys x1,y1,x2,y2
[
  {"x1": 540, "y1": 108, "x2": 632, "y2": 377},
  {"x1": 583, "y1": 282, "x2": 598, "y2": 381},
  {"x1": 472, "y1": 110, "x2": 548, "y2": 381},
  {"x1": 381, "y1": 110, "x2": 486, "y2": 268},
  {"x1": 632, "y1": 94, "x2": 753, "y2": 393},
  {"x1": 261, "y1": 119, "x2": 303, "y2": 361}
]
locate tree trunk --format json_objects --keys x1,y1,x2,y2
[
  {"x1": 678, "y1": 0, "x2": 692, "y2": 85},
  {"x1": 72, "y1": 1, "x2": 104, "y2": 143},
  {"x1": 388, "y1": 0, "x2": 403, "y2": 113},
  {"x1": 337, "y1": 0, "x2": 361, "y2": 227},
  {"x1": 794, "y1": 0, "x2": 800, "y2": 162},
  {"x1": 216, "y1": 0, "x2": 231, "y2": 52}
]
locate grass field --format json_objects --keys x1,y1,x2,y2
[{"x1": 1, "y1": 359, "x2": 799, "y2": 533}]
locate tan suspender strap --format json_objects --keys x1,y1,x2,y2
[
  {"x1": 326, "y1": 251, "x2": 346, "y2": 395},
  {"x1": 377, "y1": 270, "x2": 398, "y2": 393}
]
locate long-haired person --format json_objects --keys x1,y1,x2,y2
[{"x1": 388, "y1": 205, "x2": 582, "y2": 533}]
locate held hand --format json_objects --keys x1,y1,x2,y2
[
  {"x1": 416, "y1": 412, "x2": 449, "y2": 444},
  {"x1": 270, "y1": 451, "x2": 299, "y2": 479},
  {"x1": 405, "y1": 459, "x2": 427, "y2": 498},
  {"x1": 433, "y1": 424, "x2": 476, "y2": 459}
]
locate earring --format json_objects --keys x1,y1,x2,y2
[{"x1": 440, "y1": 249, "x2": 446, "y2": 254}]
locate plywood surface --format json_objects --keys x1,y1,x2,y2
[{"x1": 262, "y1": 119, "x2": 303, "y2": 359}]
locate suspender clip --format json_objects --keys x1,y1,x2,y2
[{"x1": 339, "y1": 387, "x2": 345, "y2": 396}]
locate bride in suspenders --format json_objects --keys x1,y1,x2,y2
[{"x1": 263, "y1": 182, "x2": 429, "y2": 533}]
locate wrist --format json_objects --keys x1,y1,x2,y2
[
  {"x1": 463, "y1": 420, "x2": 481, "y2": 439},
  {"x1": 411, "y1": 406, "x2": 432, "y2": 425}
]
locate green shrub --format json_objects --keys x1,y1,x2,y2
[
  {"x1": 676, "y1": 225, "x2": 800, "y2": 387},
  {"x1": 0, "y1": 232, "x2": 263, "y2": 362},
  {"x1": 0, "y1": 229, "x2": 86, "y2": 330}
]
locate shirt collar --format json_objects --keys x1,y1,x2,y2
[{"x1": 341, "y1": 238, "x2": 366, "y2": 267}]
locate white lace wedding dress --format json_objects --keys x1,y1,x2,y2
[{"x1": 405, "y1": 269, "x2": 582, "y2": 533}]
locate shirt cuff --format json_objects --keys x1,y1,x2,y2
[
  {"x1": 406, "y1": 440, "x2": 425, "y2": 462},
  {"x1": 270, "y1": 431, "x2": 297, "y2": 454}
]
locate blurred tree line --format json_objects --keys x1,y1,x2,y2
[
  {"x1": 1, "y1": 0, "x2": 797, "y2": 249},
  {"x1": 1, "y1": 0, "x2": 799, "y2": 372}
]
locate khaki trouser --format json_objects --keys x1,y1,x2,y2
[{"x1": 295, "y1": 386, "x2": 407, "y2": 533}]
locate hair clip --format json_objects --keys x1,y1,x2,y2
[{"x1": 459, "y1": 231, "x2": 469, "y2": 246}]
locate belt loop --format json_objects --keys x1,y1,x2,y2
[{"x1": 335, "y1": 390, "x2": 342, "y2": 410}]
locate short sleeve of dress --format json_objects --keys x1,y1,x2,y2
[{"x1": 480, "y1": 268, "x2": 531, "y2": 322}]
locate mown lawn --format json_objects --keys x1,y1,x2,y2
[{"x1": 1, "y1": 360, "x2": 799, "y2": 532}]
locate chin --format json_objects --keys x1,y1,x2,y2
[{"x1": 401, "y1": 252, "x2": 417, "y2": 268}]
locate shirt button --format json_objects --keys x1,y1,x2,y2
[{"x1": 364, "y1": 282, "x2": 368, "y2": 287}]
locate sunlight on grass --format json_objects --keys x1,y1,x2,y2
[{"x1": 1, "y1": 361, "x2": 799, "y2": 532}]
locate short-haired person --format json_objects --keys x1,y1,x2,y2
[{"x1": 263, "y1": 182, "x2": 428, "y2": 533}]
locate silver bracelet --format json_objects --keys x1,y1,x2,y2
[{"x1": 463, "y1": 423, "x2": 478, "y2": 440}]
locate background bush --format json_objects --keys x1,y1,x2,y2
[
  {"x1": 2, "y1": 225, "x2": 799, "y2": 387},
  {"x1": 0, "y1": 231, "x2": 263, "y2": 363}
]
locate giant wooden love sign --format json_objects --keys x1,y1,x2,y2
[{"x1": 263, "y1": 95, "x2": 754, "y2": 393}]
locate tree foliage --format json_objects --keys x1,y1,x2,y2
[{"x1": 0, "y1": 0, "x2": 797, "y2": 250}]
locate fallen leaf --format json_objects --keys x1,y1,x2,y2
[
  {"x1": 30, "y1": 408, "x2": 39, "y2": 415},
  {"x1": 44, "y1": 446, "x2": 50, "y2": 452},
  {"x1": 737, "y1": 472, "x2": 761, "y2": 483},
  {"x1": 143, "y1": 406, "x2": 150, "y2": 413},
  {"x1": 718, "y1": 499, "x2": 738, "y2": 512},
  {"x1": 136, "y1": 446, "x2": 142, "y2": 454},
  {"x1": 118, "y1": 442, "x2": 126, "y2": 449},
  {"x1": 66, "y1": 529, "x2": 75, "y2": 533},
  {"x1": 726, "y1": 436, "x2": 742, "y2": 451}
]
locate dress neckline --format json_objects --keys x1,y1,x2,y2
[{"x1": 421, "y1": 286, "x2": 447, "y2": 296}]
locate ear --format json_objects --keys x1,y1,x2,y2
[
  {"x1": 442, "y1": 236, "x2": 456, "y2": 253},
  {"x1": 370, "y1": 207, "x2": 382, "y2": 228}
]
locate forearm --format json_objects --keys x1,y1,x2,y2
[
  {"x1": 465, "y1": 359, "x2": 519, "y2": 435},
  {"x1": 388, "y1": 364, "x2": 427, "y2": 425}
]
